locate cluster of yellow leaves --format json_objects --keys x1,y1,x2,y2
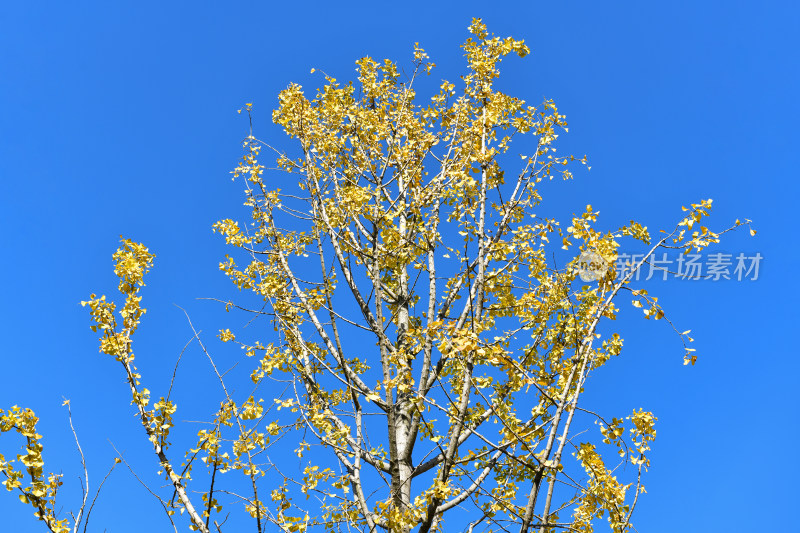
[
  {"x1": 190, "y1": 400, "x2": 235, "y2": 476},
  {"x1": 151, "y1": 397, "x2": 178, "y2": 448},
  {"x1": 675, "y1": 199, "x2": 720, "y2": 253},
  {"x1": 572, "y1": 443, "x2": 631, "y2": 533},
  {"x1": 0, "y1": 407, "x2": 70, "y2": 533},
  {"x1": 630, "y1": 288, "x2": 664, "y2": 320},
  {"x1": 80, "y1": 241, "x2": 159, "y2": 421},
  {"x1": 575, "y1": 409, "x2": 657, "y2": 532},
  {"x1": 629, "y1": 409, "x2": 657, "y2": 467},
  {"x1": 594, "y1": 333, "x2": 623, "y2": 368},
  {"x1": 218, "y1": 328, "x2": 235, "y2": 342},
  {"x1": 619, "y1": 220, "x2": 650, "y2": 245},
  {"x1": 213, "y1": 219, "x2": 252, "y2": 247},
  {"x1": 82, "y1": 238, "x2": 155, "y2": 364},
  {"x1": 184, "y1": 392, "x2": 286, "y2": 525}
]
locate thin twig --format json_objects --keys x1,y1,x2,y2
[
  {"x1": 167, "y1": 331, "x2": 201, "y2": 403},
  {"x1": 82, "y1": 459, "x2": 119, "y2": 533},
  {"x1": 62, "y1": 399, "x2": 89, "y2": 533},
  {"x1": 108, "y1": 441, "x2": 179, "y2": 533}
]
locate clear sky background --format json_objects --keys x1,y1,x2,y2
[{"x1": 1, "y1": 1, "x2": 798, "y2": 531}]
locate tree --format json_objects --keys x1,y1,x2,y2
[{"x1": 1, "y1": 18, "x2": 752, "y2": 533}]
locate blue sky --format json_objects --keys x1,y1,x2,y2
[{"x1": 1, "y1": 1, "x2": 798, "y2": 531}]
